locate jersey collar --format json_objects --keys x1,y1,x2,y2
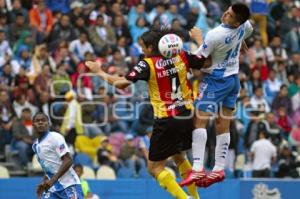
[
  {"x1": 38, "y1": 131, "x2": 50, "y2": 143},
  {"x1": 221, "y1": 23, "x2": 236, "y2": 29}
]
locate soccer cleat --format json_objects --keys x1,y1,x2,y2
[
  {"x1": 179, "y1": 170, "x2": 206, "y2": 187},
  {"x1": 196, "y1": 170, "x2": 225, "y2": 188}
]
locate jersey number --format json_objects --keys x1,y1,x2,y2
[
  {"x1": 224, "y1": 43, "x2": 241, "y2": 61},
  {"x1": 171, "y1": 77, "x2": 183, "y2": 101}
]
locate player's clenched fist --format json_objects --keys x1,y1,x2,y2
[
  {"x1": 85, "y1": 60, "x2": 103, "y2": 74},
  {"x1": 189, "y1": 27, "x2": 203, "y2": 46}
]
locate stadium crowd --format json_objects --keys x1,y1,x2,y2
[{"x1": 0, "y1": 0, "x2": 300, "y2": 181}]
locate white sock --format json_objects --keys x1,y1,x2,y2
[
  {"x1": 192, "y1": 128, "x2": 207, "y2": 171},
  {"x1": 213, "y1": 133, "x2": 230, "y2": 171}
]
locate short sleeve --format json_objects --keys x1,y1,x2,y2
[
  {"x1": 250, "y1": 142, "x2": 256, "y2": 153},
  {"x1": 195, "y1": 31, "x2": 215, "y2": 58},
  {"x1": 244, "y1": 20, "x2": 253, "y2": 39},
  {"x1": 183, "y1": 51, "x2": 206, "y2": 69},
  {"x1": 125, "y1": 60, "x2": 150, "y2": 82},
  {"x1": 53, "y1": 133, "x2": 70, "y2": 158}
]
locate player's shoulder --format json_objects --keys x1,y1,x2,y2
[
  {"x1": 48, "y1": 131, "x2": 65, "y2": 140},
  {"x1": 206, "y1": 26, "x2": 225, "y2": 41}
]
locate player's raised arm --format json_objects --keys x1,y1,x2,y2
[
  {"x1": 189, "y1": 27, "x2": 203, "y2": 47},
  {"x1": 85, "y1": 60, "x2": 131, "y2": 89}
]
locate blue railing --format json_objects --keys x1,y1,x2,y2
[{"x1": 1, "y1": 178, "x2": 300, "y2": 199}]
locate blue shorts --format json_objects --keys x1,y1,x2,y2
[
  {"x1": 194, "y1": 74, "x2": 240, "y2": 113},
  {"x1": 42, "y1": 184, "x2": 83, "y2": 199}
]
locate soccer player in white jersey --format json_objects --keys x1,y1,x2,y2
[
  {"x1": 32, "y1": 112, "x2": 83, "y2": 199},
  {"x1": 180, "y1": 3, "x2": 253, "y2": 188}
]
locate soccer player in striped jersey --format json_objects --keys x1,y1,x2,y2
[{"x1": 86, "y1": 28, "x2": 206, "y2": 199}]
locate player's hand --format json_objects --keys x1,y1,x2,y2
[
  {"x1": 43, "y1": 178, "x2": 55, "y2": 190},
  {"x1": 85, "y1": 60, "x2": 103, "y2": 74},
  {"x1": 36, "y1": 183, "x2": 46, "y2": 199},
  {"x1": 189, "y1": 27, "x2": 203, "y2": 46}
]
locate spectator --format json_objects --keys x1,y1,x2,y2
[
  {"x1": 250, "y1": 87, "x2": 270, "y2": 113},
  {"x1": 276, "y1": 146, "x2": 300, "y2": 178},
  {"x1": 29, "y1": 0, "x2": 53, "y2": 43},
  {"x1": 276, "y1": 61, "x2": 288, "y2": 85},
  {"x1": 89, "y1": 14, "x2": 116, "y2": 56},
  {"x1": 250, "y1": 0, "x2": 269, "y2": 47},
  {"x1": 73, "y1": 164, "x2": 100, "y2": 199},
  {"x1": 247, "y1": 69, "x2": 262, "y2": 95},
  {"x1": 11, "y1": 108, "x2": 35, "y2": 167},
  {"x1": 48, "y1": 14, "x2": 76, "y2": 51},
  {"x1": 12, "y1": 93, "x2": 38, "y2": 118},
  {"x1": 60, "y1": 90, "x2": 84, "y2": 145},
  {"x1": 260, "y1": 112, "x2": 282, "y2": 146},
  {"x1": 252, "y1": 57, "x2": 269, "y2": 81},
  {"x1": 0, "y1": 63, "x2": 14, "y2": 91},
  {"x1": 33, "y1": 64, "x2": 52, "y2": 95},
  {"x1": 265, "y1": 36, "x2": 288, "y2": 67},
  {"x1": 8, "y1": 12, "x2": 36, "y2": 46},
  {"x1": 288, "y1": 75, "x2": 300, "y2": 97},
  {"x1": 263, "y1": 69, "x2": 282, "y2": 105},
  {"x1": 272, "y1": 85, "x2": 293, "y2": 115},
  {"x1": 276, "y1": 107, "x2": 292, "y2": 139},
  {"x1": 69, "y1": 32, "x2": 94, "y2": 62},
  {"x1": 129, "y1": 16, "x2": 148, "y2": 44},
  {"x1": 69, "y1": 1, "x2": 83, "y2": 23},
  {"x1": 112, "y1": 15, "x2": 132, "y2": 44},
  {"x1": 31, "y1": 44, "x2": 56, "y2": 76},
  {"x1": 8, "y1": 0, "x2": 29, "y2": 23},
  {"x1": 250, "y1": 131, "x2": 277, "y2": 178},
  {"x1": 0, "y1": 28, "x2": 12, "y2": 67},
  {"x1": 0, "y1": 90, "x2": 15, "y2": 154},
  {"x1": 119, "y1": 134, "x2": 145, "y2": 176},
  {"x1": 248, "y1": 40, "x2": 267, "y2": 68}
]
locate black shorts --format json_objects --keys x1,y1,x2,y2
[{"x1": 148, "y1": 110, "x2": 194, "y2": 161}]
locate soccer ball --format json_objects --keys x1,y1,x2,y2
[{"x1": 158, "y1": 34, "x2": 183, "y2": 58}]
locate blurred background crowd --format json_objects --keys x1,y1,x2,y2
[{"x1": 0, "y1": 0, "x2": 300, "y2": 184}]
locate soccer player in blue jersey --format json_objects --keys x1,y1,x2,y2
[
  {"x1": 32, "y1": 112, "x2": 83, "y2": 199},
  {"x1": 180, "y1": 3, "x2": 253, "y2": 188}
]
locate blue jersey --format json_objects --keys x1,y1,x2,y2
[
  {"x1": 194, "y1": 21, "x2": 253, "y2": 113},
  {"x1": 195, "y1": 21, "x2": 253, "y2": 78}
]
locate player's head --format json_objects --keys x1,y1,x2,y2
[
  {"x1": 221, "y1": 3, "x2": 250, "y2": 28},
  {"x1": 73, "y1": 164, "x2": 83, "y2": 177},
  {"x1": 33, "y1": 112, "x2": 50, "y2": 134},
  {"x1": 139, "y1": 27, "x2": 173, "y2": 57}
]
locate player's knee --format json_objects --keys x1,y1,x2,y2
[
  {"x1": 215, "y1": 119, "x2": 229, "y2": 133},
  {"x1": 194, "y1": 110, "x2": 210, "y2": 128},
  {"x1": 172, "y1": 153, "x2": 185, "y2": 166},
  {"x1": 148, "y1": 162, "x2": 164, "y2": 177}
]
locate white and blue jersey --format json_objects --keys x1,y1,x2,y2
[
  {"x1": 194, "y1": 21, "x2": 253, "y2": 113},
  {"x1": 32, "y1": 131, "x2": 82, "y2": 199}
]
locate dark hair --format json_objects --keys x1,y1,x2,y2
[
  {"x1": 32, "y1": 112, "x2": 49, "y2": 122},
  {"x1": 139, "y1": 27, "x2": 176, "y2": 56},
  {"x1": 231, "y1": 3, "x2": 250, "y2": 25},
  {"x1": 22, "y1": 107, "x2": 31, "y2": 113},
  {"x1": 73, "y1": 164, "x2": 83, "y2": 170}
]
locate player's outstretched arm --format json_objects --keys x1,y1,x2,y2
[{"x1": 85, "y1": 60, "x2": 131, "y2": 89}]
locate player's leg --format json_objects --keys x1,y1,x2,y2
[
  {"x1": 148, "y1": 159, "x2": 189, "y2": 199},
  {"x1": 180, "y1": 77, "x2": 221, "y2": 187},
  {"x1": 203, "y1": 75, "x2": 239, "y2": 187},
  {"x1": 173, "y1": 152, "x2": 200, "y2": 199}
]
